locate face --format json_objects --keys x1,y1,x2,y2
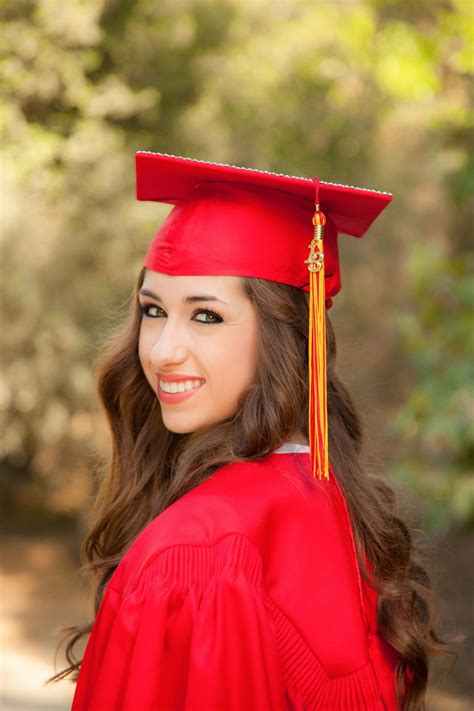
[{"x1": 138, "y1": 271, "x2": 259, "y2": 434}]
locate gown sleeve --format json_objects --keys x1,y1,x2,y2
[{"x1": 71, "y1": 538, "x2": 287, "y2": 711}]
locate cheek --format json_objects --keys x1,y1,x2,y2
[
  {"x1": 138, "y1": 329, "x2": 152, "y2": 372},
  {"x1": 211, "y1": 325, "x2": 258, "y2": 391},
  {"x1": 138, "y1": 331, "x2": 146, "y2": 365}
]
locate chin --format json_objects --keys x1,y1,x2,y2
[
  {"x1": 161, "y1": 413, "x2": 204, "y2": 434},
  {"x1": 162, "y1": 421, "x2": 195, "y2": 435},
  {"x1": 162, "y1": 412, "x2": 229, "y2": 435}
]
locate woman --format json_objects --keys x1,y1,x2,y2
[{"x1": 48, "y1": 153, "x2": 449, "y2": 709}]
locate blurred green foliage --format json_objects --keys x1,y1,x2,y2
[
  {"x1": 389, "y1": 246, "x2": 474, "y2": 532},
  {"x1": 1, "y1": 0, "x2": 472, "y2": 530}
]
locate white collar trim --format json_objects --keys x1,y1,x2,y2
[{"x1": 273, "y1": 442, "x2": 311, "y2": 454}]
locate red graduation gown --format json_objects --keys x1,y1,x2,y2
[{"x1": 71, "y1": 452, "x2": 403, "y2": 710}]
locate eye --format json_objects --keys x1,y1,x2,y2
[
  {"x1": 192, "y1": 309, "x2": 223, "y2": 324},
  {"x1": 139, "y1": 304, "x2": 164, "y2": 318},
  {"x1": 139, "y1": 303, "x2": 223, "y2": 324}
]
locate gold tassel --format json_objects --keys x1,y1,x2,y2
[{"x1": 304, "y1": 183, "x2": 329, "y2": 480}]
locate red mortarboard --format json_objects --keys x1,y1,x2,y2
[{"x1": 135, "y1": 151, "x2": 393, "y2": 480}]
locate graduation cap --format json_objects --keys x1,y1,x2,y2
[{"x1": 135, "y1": 151, "x2": 393, "y2": 480}]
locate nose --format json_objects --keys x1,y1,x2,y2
[{"x1": 149, "y1": 318, "x2": 189, "y2": 369}]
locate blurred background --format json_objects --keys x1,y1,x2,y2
[{"x1": 1, "y1": 0, "x2": 472, "y2": 708}]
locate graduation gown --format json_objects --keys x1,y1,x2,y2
[{"x1": 71, "y1": 447, "x2": 403, "y2": 710}]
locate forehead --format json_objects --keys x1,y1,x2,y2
[{"x1": 141, "y1": 270, "x2": 245, "y2": 299}]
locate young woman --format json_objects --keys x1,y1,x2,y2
[{"x1": 48, "y1": 153, "x2": 449, "y2": 709}]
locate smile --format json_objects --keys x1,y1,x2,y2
[
  {"x1": 157, "y1": 378, "x2": 205, "y2": 404},
  {"x1": 160, "y1": 379, "x2": 203, "y2": 394}
]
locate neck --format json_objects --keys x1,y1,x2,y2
[{"x1": 287, "y1": 433, "x2": 309, "y2": 446}]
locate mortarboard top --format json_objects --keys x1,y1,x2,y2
[
  {"x1": 136, "y1": 151, "x2": 392, "y2": 237},
  {"x1": 135, "y1": 151, "x2": 392, "y2": 304},
  {"x1": 135, "y1": 151, "x2": 393, "y2": 480}
]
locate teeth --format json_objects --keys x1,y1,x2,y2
[{"x1": 160, "y1": 379, "x2": 203, "y2": 394}]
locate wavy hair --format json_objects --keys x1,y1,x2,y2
[{"x1": 46, "y1": 267, "x2": 454, "y2": 709}]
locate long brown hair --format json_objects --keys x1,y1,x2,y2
[{"x1": 47, "y1": 267, "x2": 453, "y2": 709}]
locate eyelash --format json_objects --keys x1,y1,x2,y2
[{"x1": 139, "y1": 303, "x2": 224, "y2": 324}]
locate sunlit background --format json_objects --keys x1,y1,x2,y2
[{"x1": 1, "y1": 0, "x2": 472, "y2": 709}]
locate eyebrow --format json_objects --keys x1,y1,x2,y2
[{"x1": 139, "y1": 288, "x2": 228, "y2": 305}]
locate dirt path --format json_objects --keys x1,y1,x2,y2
[{"x1": 1, "y1": 534, "x2": 90, "y2": 710}]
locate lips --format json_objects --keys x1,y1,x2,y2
[{"x1": 157, "y1": 373, "x2": 206, "y2": 383}]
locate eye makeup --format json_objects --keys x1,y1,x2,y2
[{"x1": 139, "y1": 303, "x2": 224, "y2": 324}]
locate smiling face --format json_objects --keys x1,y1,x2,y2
[{"x1": 138, "y1": 270, "x2": 259, "y2": 434}]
